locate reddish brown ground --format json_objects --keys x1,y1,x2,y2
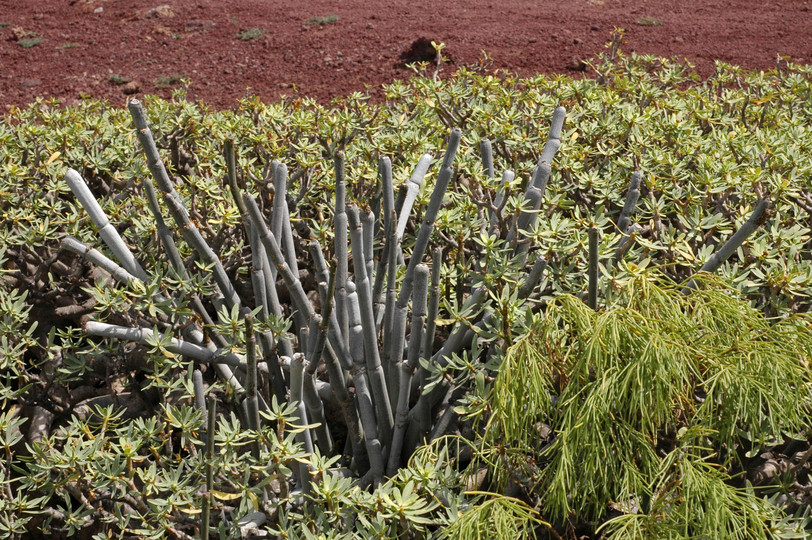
[{"x1": 1, "y1": 0, "x2": 810, "y2": 110}]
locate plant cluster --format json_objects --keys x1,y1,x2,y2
[
  {"x1": 0, "y1": 47, "x2": 810, "y2": 537},
  {"x1": 305, "y1": 15, "x2": 340, "y2": 26},
  {"x1": 39, "y1": 97, "x2": 567, "y2": 537},
  {"x1": 236, "y1": 28, "x2": 265, "y2": 42},
  {"x1": 481, "y1": 272, "x2": 812, "y2": 538}
]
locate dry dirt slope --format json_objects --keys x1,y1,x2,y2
[{"x1": 1, "y1": 0, "x2": 810, "y2": 109}]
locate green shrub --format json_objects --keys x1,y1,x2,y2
[
  {"x1": 236, "y1": 27, "x2": 265, "y2": 41},
  {"x1": 305, "y1": 14, "x2": 340, "y2": 26},
  {"x1": 154, "y1": 74, "x2": 187, "y2": 88},
  {"x1": 481, "y1": 271, "x2": 812, "y2": 536}
]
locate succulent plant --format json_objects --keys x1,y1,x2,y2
[{"x1": 2, "y1": 51, "x2": 810, "y2": 537}]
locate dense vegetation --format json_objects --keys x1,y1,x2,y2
[{"x1": 1, "y1": 47, "x2": 811, "y2": 538}]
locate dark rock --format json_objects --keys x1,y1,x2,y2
[
  {"x1": 400, "y1": 36, "x2": 438, "y2": 64},
  {"x1": 121, "y1": 80, "x2": 140, "y2": 94},
  {"x1": 567, "y1": 56, "x2": 587, "y2": 71}
]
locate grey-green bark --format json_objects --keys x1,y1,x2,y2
[
  {"x1": 389, "y1": 129, "x2": 461, "y2": 398},
  {"x1": 395, "y1": 153, "x2": 433, "y2": 242},
  {"x1": 617, "y1": 170, "x2": 642, "y2": 234},
  {"x1": 346, "y1": 283, "x2": 384, "y2": 486},
  {"x1": 128, "y1": 103, "x2": 243, "y2": 311},
  {"x1": 387, "y1": 264, "x2": 429, "y2": 475},
  {"x1": 588, "y1": 226, "x2": 600, "y2": 310},
  {"x1": 84, "y1": 321, "x2": 242, "y2": 367},
  {"x1": 347, "y1": 205, "x2": 393, "y2": 440},
  {"x1": 372, "y1": 157, "x2": 395, "y2": 324},
  {"x1": 333, "y1": 153, "x2": 350, "y2": 350},
  {"x1": 684, "y1": 197, "x2": 771, "y2": 291},
  {"x1": 65, "y1": 169, "x2": 149, "y2": 282}
]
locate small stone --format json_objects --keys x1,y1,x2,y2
[
  {"x1": 568, "y1": 56, "x2": 587, "y2": 71},
  {"x1": 93, "y1": 6, "x2": 103, "y2": 13},
  {"x1": 153, "y1": 25, "x2": 173, "y2": 36},
  {"x1": 674, "y1": 36, "x2": 684, "y2": 43},
  {"x1": 590, "y1": 25, "x2": 600, "y2": 31},
  {"x1": 10, "y1": 26, "x2": 31, "y2": 41},
  {"x1": 573, "y1": 37, "x2": 582, "y2": 45},
  {"x1": 20, "y1": 78, "x2": 42, "y2": 89},
  {"x1": 122, "y1": 81, "x2": 140, "y2": 95},
  {"x1": 145, "y1": 5, "x2": 175, "y2": 18},
  {"x1": 366, "y1": 22, "x2": 374, "y2": 29}
]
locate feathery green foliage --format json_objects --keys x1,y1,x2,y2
[{"x1": 484, "y1": 269, "x2": 812, "y2": 533}]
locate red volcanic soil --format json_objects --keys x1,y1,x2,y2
[{"x1": 1, "y1": 0, "x2": 810, "y2": 110}]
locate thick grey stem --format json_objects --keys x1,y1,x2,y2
[
  {"x1": 390, "y1": 129, "x2": 461, "y2": 391},
  {"x1": 274, "y1": 163, "x2": 300, "y2": 283},
  {"x1": 128, "y1": 99, "x2": 181, "y2": 196},
  {"x1": 387, "y1": 264, "x2": 428, "y2": 475},
  {"x1": 372, "y1": 157, "x2": 395, "y2": 321},
  {"x1": 518, "y1": 255, "x2": 548, "y2": 299},
  {"x1": 244, "y1": 315, "x2": 261, "y2": 459},
  {"x1": 201, "y1": 396, "x2": 217, "y2": 540},
  {"x1": 84, "y1": 321, "x2": 242, "y2": 367},
  {"x1": 395, "y1": 153, "x2": 433, "y2": 242},
  {"x1": 348, "y1": 205, "x2": 393, "y2": 439},
  {"x1": 289, "y1": 353, "x2": 314, "y2": 494},
  {"x1": 302, "y1": 318, "x2": 334, "y2": 454},
  {"x1": 613, "y1": 223, "x2": 642, "y2": 268},
  {"x1": 505, "y1": 106, "x2": 565, "y2": 246},
  {"x1": 421, "y1": 248, "x2": 443, "y2": 361},
  {"x1": 379, "y1": 210, "x2": 400, "y2": 335},
  {"x1": 243, "y1": 195, "x2": 313, "y2": 325},
  {"x1": 588, "y1": 227, "x2": 600, "y2": 310},
  {"x1": 362, "y1": 208, "x2": 375, "y2": 287},
  {"x1": 539, "y1": 106, "x2": 566, "y2": 169},
  {"x1": 684, "y1": 197, "x2": 771, "y2": 291},
  {"x1": 60, "y1": 236, "x2": 137, "y2": 286},
  {"x1": 143, "y1": 178, "x2": 186, "y2": 279},
  {"x1": 193, "y1": 370, "x2": 206, "y2": 413},
  {"x1": 65, "y1": 169, "x2": 149, "y2": 282},
  {"x1": 308, "y1": 239, "x2": 330, "y2": 287},
  {"x1": 224, "y1": 140, "x2": 248, "y2": 216},
  {"x1": 130, "y1": 100, "x2": 242, "y2": 310},
  {"x1": 480, "y1": 139, "x2": 494, "y2": 179},
  {"x1": 617, "y1": 170, "x2": 642, "y2": 234},
  {"x1": 347, "y1": 286, "x2": 384, "y2": 483},
  {"x1": 334, "y1": 153, "x2": 349, "y2": 350}
]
